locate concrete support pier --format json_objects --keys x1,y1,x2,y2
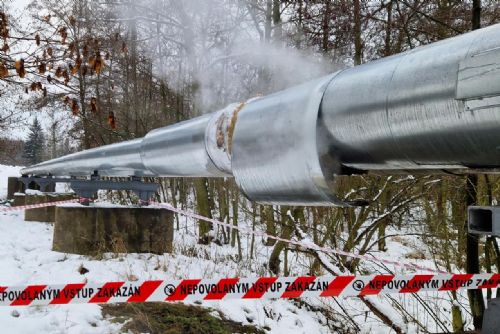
[
  {"x1": 13, "y1": 193, "x2": 26, "y2": 207},
  {"x1": 7, "y1": 177, "x2": 24, "y2": 200},
  {"x1": 53, "y1": 205, "x2": 174, "y2": 255},
  {"x1": 24, "y1": 193, "x2": 76, "y2": 222}
]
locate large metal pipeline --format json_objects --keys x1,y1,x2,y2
[{"x1": 21, "y1": 23, "x2": 500, "y2": 205}]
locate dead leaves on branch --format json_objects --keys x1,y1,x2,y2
[
  {"x1": 14, "y1": 59, "x2": 26, "y2": 78},
  {"x1": 63, "y1": 96, "x2": 79, "y2": 115},
  {"x1": 38, "y1": 62, "x2": 46, "y2": 75},
  {"x1": 55, "y1": 66, "x2": 63, "y2": 78},
  {"x1": 62, "y1": 96, "x2": 116, "y2": 129},
  {"x1": 108, "y1": 111, "x2": 116, "y2": 129},
  {"x1": 90, "y1": 97, "x2": 98, "y2": 113},
  {"x1": 1, "y1": 9, "x2": 123, "y2": 130},
  {"x1": 0, "y1": 61, "x2": 8, "y2": 78},
  {"x1": 0, "y1": 11, "x2": 9, "y2": 40},
  {"x1": 70, "y1": 98, "x2": 79, "y2": 115},
  {"x1": 30, "y1": 81, "x2": 43, "y2": 92},
  {"x1": 88, "y1": 52, "x2": 104, "y2": 74},
  {"x1": 58, "y1": 26, "x2": 67, "y2": 44}
]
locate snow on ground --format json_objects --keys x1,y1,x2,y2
[
  {"x1": 0, "y1": 209, "x2": 335, "y2": 333},
  {"x1": 0, "y1": 164, "x2": 475, "y2": 333}
]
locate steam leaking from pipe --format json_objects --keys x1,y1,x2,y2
[{"x1": 21, "y1": 23, "x2": 500, "y2": 206}]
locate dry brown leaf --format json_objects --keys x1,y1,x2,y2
[
  {"x1": 71, "y1": 98, "x2": 79, "y2": 115},
  {"x1": 38, "y1": 62, "x2": 46, "y2": 74},
  {"x1": 14, "y1": 59, "x2": 25, "y2": 78},
  {"x1": 70, "y1": 63, "x2": 78, "y2": 75},
  {"x1": 0, "y1": 11, "x2": 9, "y2": 39},
  {"x1": 88, "y1": 55, "x2": 95, "y2": 68},
  {"x1": 108, "y1": 111, "x2": 116, "y2": 129},
  {"x1": 0, "y1": 61, "x2": 8, "y2": 78},
  {"x1": 62, "y1": 69, "x2": 69, "y2": 84},
  {"x1": 55, "y1": 67, "x2": 63, "y2": 78},
  {"x1": 90, "y1": 97, "x2": 98, "y2": 113},
  {"x1": 59, "y1": 26, "x2": 67, "y2": 44},
  {"x1": 93, "y1": 53, "x2": 104, "y2": 74}
]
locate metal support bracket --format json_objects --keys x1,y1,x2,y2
[
  {"x1": 18, "y1": 176, "x2": 159, "y2": 204},
  {"x1": 468, "y1": 206, "x2": 500, "y2": 237}
]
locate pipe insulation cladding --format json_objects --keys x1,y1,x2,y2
[{"x1": 21, "y1": 23, "x2": 500, "y2": 206}]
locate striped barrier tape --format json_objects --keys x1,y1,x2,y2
[
  {"x1": 0, "y1": 199, "x2": 80, "y2": 212},
  {"x1": 151, "y1": 202, "x2": 447, "y2": 274},
  {"x1": 0, "y1": 273, "x2": 498, "y2": 306}
]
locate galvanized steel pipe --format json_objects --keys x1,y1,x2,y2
[{"x1": 21, "y1": 23, "x2": 500, "y2": 205}]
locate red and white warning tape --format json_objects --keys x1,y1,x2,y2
[
  {"x1": 0, "y1": 199, "x2": 79, "y2": 212},
  {"x1": 0, "y1": 273, "x2": 498, "y2": 306},
  {"x1": 151, "y1": 202, "x2": 447, "y2": 274},
  {"x1": 0, "y1": 200, "x2": 494, "y2": 307}
]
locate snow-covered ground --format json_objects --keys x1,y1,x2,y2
[
  {"x1": 0, "y1": 164, "x2": 476, "y2": 333},
  {"x1": 0, "y1": 206, "x2": 334, "y2": 333}
]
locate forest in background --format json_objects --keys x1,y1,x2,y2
[{"x1": 1, "y1": 0, "x2": 500, "y2": 332}]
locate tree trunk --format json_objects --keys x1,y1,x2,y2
[
  {"x1": 269, "y1": 206, "x2": 295, "y2": 275},
  {"x1": 465, "y1": 175, "x2": 485, "y2": 330},
  {"x1": 384, "y1": 0, "x2": 393, "y2": 57},
  {"x1": 321, "y1": 0, "x2": 331, "y2": 53},
  {"x1": 472, "y1": 0, "x2": 481, "y2": 30},
  {"x1": 194, "y1": 178, "x2": 213, "y2": 243},
  {"x1": 353, "y1": 0, "x2": 362, "y2": 65},
  {"x1": 265, "y1": 0, "x2": 272, "y2": 43},
  {"x1": 262, "y1": 205, "x2": 276, "y2": 246},
  {"x1": 272, "y1": 0, "x2": 282, "y2": 44}
]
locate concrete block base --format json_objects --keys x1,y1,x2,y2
[
  {"x1": 7, "y1": 177, "x2": 24, "y2": 200},
  {"x1": 53, "y1": 206, "x2": 174, "y2": 255},
  {"x1": 24, "y1": 193, "x2": 76, "y2": 222},
  {"x1": 13, "y1": 193, "x2": 26, "y2": 207}
]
